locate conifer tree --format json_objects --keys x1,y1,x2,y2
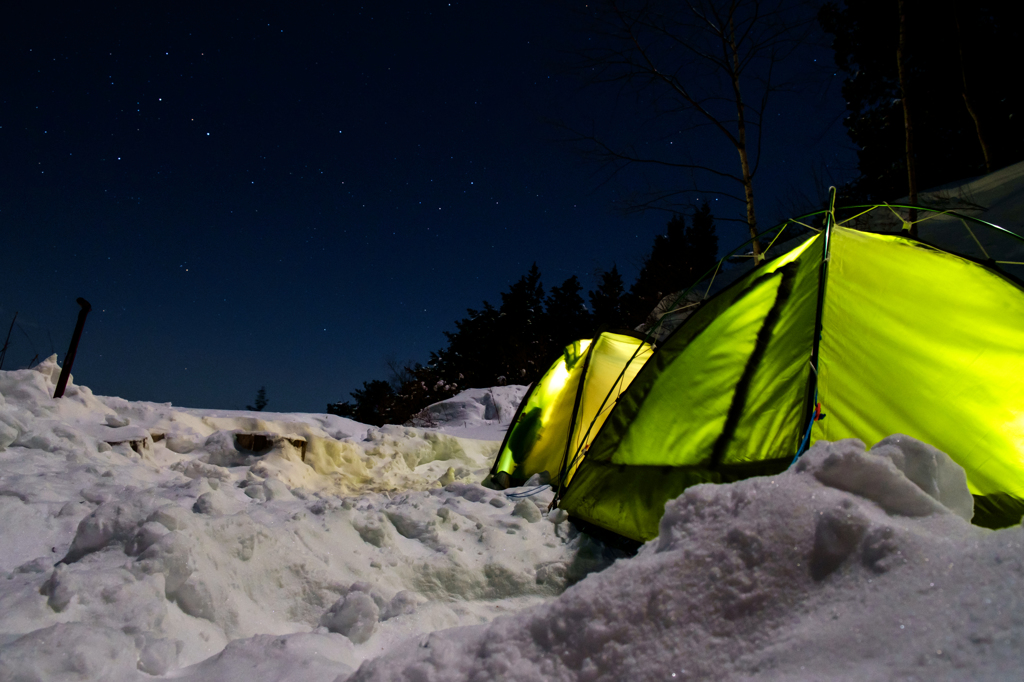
[
  {"x1": 497, "y1": 263, "x2": 549, "y2": 384},
  {"x1": 589, "y1": 265, "x2": 628, "y2": 330},
  {"x1": 626, "y1": 205, "x2": 720, "y2": 326},
  {"x1": 688, "y1": 203, "x2": 720, "y2": 281},
  {"x1": 819, "y1": 0, "x2": 1022, "y2": 202},
  {"x1": 348, "y1": 380, "x2": 395, "y2": 426},
  {"x1": 247, "y1": 386, "x2": 268, "y2": 412},
  {"x1": 545, "y1": 275, "x2": 592, "y2": 350}
]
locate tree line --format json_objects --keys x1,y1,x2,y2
[
  {"x1": 329, "y1": 205, "x2": 718, "y2": 426},
  {"x1": 820, "y1": 0, "x2": 1021, "y2": 205},
  {"x1": 330, "y1": 0, "x2": 1023, "y2": 426},
  {"x1": 568, "y1": 0, "x2": 1022, "y2": 249}
]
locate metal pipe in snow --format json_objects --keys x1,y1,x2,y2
[{"x1": 53, "y1": 298, "x2": 92, "y2": 399}]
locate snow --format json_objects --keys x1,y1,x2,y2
[
  {"x1": 2, "y1": 357, "x2": 1023, "y2": 680},
  {"x1": 406, "y1": 386, "x2": 528, "y2": 441},
  {"x1": 350, "y1": 439, "x2": 1024, "y2": 681}
]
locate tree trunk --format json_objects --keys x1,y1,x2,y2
[
  {"x1": 954, "y1": 5, "x2": 992, "y2": 173},
  {"x1": 728, "y1": 16, "x2": 763, "y2": 263},
  {"x1": 896, "y1": 0, "x2": 918, "y2": 232}
]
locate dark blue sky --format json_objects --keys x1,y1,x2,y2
[{"x1": 0, "y1": 1, "x2": 854, "y2": 412}]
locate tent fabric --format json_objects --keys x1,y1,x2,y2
[
  {"x1": 491, "y1": 338, "x2": 591, "y2": 486},
  {"x1": 561, "y1": 234, "x2": 824, "y2": 541},
  {"x1": 491, "y1": 331, "x2": 653, "y2": 487},
  {"x1": 813, "y1": 226, "x2": 1024, "y2": 500},
  {"x1": 552, "y1": 219, "x2": 1024, "y2": 542}
]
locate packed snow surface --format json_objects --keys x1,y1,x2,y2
[{"x1": 1, "y1": 357, "x2": 1023, "y2": 680}]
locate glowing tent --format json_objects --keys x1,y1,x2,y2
[
  {"x1": 550, "y1": 203, "x2": 1024, "y2": 542},
  {"x1": 489, "y1": 331, "x2": 654, "y2": 490}
]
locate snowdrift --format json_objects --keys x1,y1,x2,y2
[
  {"x1": 355, "y1": 438, "x2": 1024, "y2": 681},
  {"x1": 0, "y1": 359, "x2": 594, "y2": 680},
  {"x1": 1, "y1": 357, "x2": 1023, "y2": 680}
]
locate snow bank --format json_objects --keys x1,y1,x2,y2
[
  {"x1": 407, "y1": 386, "x2": 528, "y2": 441},
  {"x1": 348, "y1": 438, "x2": 1023, "y2": 681},
  {"x1": 3, "y1": 360, "x2": 1022, "y2": 681},
  {"x1": 0, "y1": 361, "x2": 609, "y2": 681}
]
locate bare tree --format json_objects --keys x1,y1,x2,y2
[
  {"x1": 953, "y1": 1, "x2": 992, "y2": 175},
  {"x1": 896, "y1": 0, "x2": 918, "y2": 228},
  {"x1": 567, "y1": 0, "x2": 817, "y2": 262}
]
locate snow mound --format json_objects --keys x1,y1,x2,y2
[
  {"x1": 348, "y1": 438, "x2": 1022, "y2": 681},
  {"x1": 3, "y1": 359, "x2": 1022, "y2": 680},
  {"x1": 0, "y1": 362, "x2": 619, "y2": 680},
  {"x1": 408, "y1": 386, "x2": 527, "y2": 440}
]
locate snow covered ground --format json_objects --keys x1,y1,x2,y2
[{"x1": 2, "y1": 358, "x2": 1024, "y2": 680}]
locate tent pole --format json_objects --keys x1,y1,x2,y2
[
  {"x1": 795, "y1": 188, "x2": 836, "y2": 459},
  {"x1": 554, "y1": 339, "x2": 599, "y2": 506}
]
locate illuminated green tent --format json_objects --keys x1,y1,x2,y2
[
  {"x1": 490, "y1": 331, "x2": 654, "y2": 489},
  {"x1": 556, "y1": 207, "x2": 1024, "y2": 542}
]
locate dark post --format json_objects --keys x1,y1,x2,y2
[
  {"x1": 53, "y1": 298, "x2": 92, "y2": 399},
  {"x1": 0, "y1": 311, "x2": 16, "y2": 370}
]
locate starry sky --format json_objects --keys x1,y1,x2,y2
[{"x1": 0, "y1": 1, "x2": 854, "y2": 413}]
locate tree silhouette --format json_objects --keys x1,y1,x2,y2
[
  {"x1": 545, "y1": 275, "x2": 592, "y2": 351},
  {"x1": 567, "y1": 0, "x2": 817, "y2": 262},
  {"x1": 819, "y1": 0, "x2": 1023, "y2": 202},
  {"x1": 589, "y1": 265, "x2": 629, "y2": 330},
  {"x1": 247, "y1": 386, "x2": 268, "y2": 412},
  {"x1": 626, "y1": 205, "x2": 719, "y2": 325}
]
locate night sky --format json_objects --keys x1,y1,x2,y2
[{"x1": 1, "y1": 2, "x2": 853, "y2": 413}]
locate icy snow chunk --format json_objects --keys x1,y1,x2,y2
[
  {"x1": 513, "y1": 498, "x2": 543, "y2": 523},
  {"x1": 32, "y1": 353, "x2": 63, "y2": 385},
  {"x1": 147, "y1": 504, "x2": 193, "y2": 531},
  {"x1": 134, "y1": 530, "x2": 195, "y2": 594},
  {"x1": 410, "y1": 385, "x2": 528, "y2": 427},
  {"x1": 382, "y1": 590, "x2": 419, "y2": 621},
  {"x1": 15, "y1": 424, "x2": 86, "y2": 453},
  {"x1": 353, "y1": 511, "x2": 393, "y2": 547},
  {"x1": 125, "y1": 521, "x2": 169, "y2": 556},
  {"x1": 445, "y1": 481, "x2": 489, "y2": 503},
  {"x1": 202, "y1": 430, "x2": 245, "y2": 466},
  {"x1": 436, "y1": 466, "x2": 457, "y2": 486},
  {"x1": 263, "y1": 477, "x2": 294, "y2": 501},
  {"x1": 534, "y1": 561, "x2": 568, "y2": 590},
  {"x1": 104, "y1": 414, "x2": 130, "y2": 428},
  {"x1": 40, "y1": 564, "x2": 167, "y2": 632},
  {"x1": 367, "y1": 425, "x2": 479, "y2": 468},
  {"x1": 173, "y1": 632, "x2": 354, "y2": 682},
  {"x1": 347, "y1": 581, "x2": 388, "y2": 610},
  {"x1": 174, "y1": 576, "x2": 231, "y2": 624},
  {"x1": 547, "y1": 508, "x2": 569, "y2": 524},
  {"x1": 193, "y1": 490, "x2": 242, "y2": 515},
  {"x1": 137, "y1": 635, "x2": 181, "y2": 675},
  {"x1": 39, "y1": 564, "x2": 75, "y2": 612},
  {"x1": 165, "y1": 434, "x2": 197, "y2": 454},
  {"x1": 244, "y1": 483, "x2": 267, "y2": 501},
  {"x1": 794, "y1": 438, "x2": 954, "y2": 517},
  {"x1": 0, "y1": 623, "x2": 139, "y2": 681},
  {"x1": 303, "y1": 436, "x2": 370, "y2": 477},
  {"x1": 870, "y1": 434, "x2": 974, "y2": 521},
  {"x1": 173, "y1": 459, "x2": 232, "y2": 481},
  {"x1": 384, "y1": 507, "x2": 438, "y2": 543},
  {"x1": 0, "y1": 422, "x2": 17, "y2": 452},
  {"x1": 0, "y1": 410, "x2": 21, "y2": 451},
  {"x1": 809, "y1": 506, "x2": 869, "y2": 580},
  {"x1": 60, "y1": 499, "x2": 151, "y2": 563},
  {"x1": 321, "y1": 591, "x2": 379, "y2": 643}
]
